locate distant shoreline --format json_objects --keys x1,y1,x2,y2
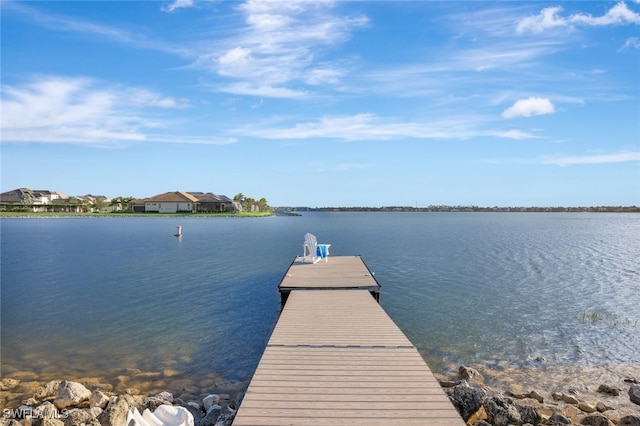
[
  {"x1": 2, "y1": 208, "x2": 639, "y2": 218},
  {"x1": 308, "y1": 206, "x2": 640, "y2": 213}
]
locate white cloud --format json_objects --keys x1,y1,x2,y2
[
  {"x1": 217, "y1": 47, "x2": 255, "y2": 77},
  {"x1": 232, "y1": 113, "x2": 525, "y2": 141},
  {"x1": 306, "y1": 67, "x2": 344, "y2": 85},
  {"x1": 497, "y1": 130, "x2": 536, "y2": 140},
  {"x1": 195, "y1": 1, "x2": 368, "y2": 98},
  {"x1": 502, "y1": 97, "x2": 555, "y2": 119},
  {"x1": 234, "y1": 113, "x2": 434, "y2": 140},
  {"x1": 0, "y1": 76, "x2": 194, "y2": 145},
  {"x1": 217, "y1": 82, "x2": 308, "y2": 98},
  {"x1": 162, "y1": 0, "x2": 195, "y2": 13},
  {"x1": 517, "y1": 6, "x2": 568, "y2": 34},
  {"x1": 570, "y1": 2, "x2": 640, "y2": 26},
  {"x1": 619, "y1": 37, "x2": 640, "y2": 51},
  {"x1": 542, "y1": 152, "x2": 640, "y2": 166},
  {"x1": 517, "y1": 2, "x2": 640, "y2": 34}
]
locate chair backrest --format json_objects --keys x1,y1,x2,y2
[
  {"x1": 303, "y1": 233, "x2": 317, "y2": 258},
  {"x1": 304, "y1": 233, "x2": 317, "y2": 246}
]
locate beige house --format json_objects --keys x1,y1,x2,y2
[{"x1": 144, "y1": 191, "x2": 199, "y2": 213}]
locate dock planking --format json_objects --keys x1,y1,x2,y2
[{"x1": 233, "y1": 256, "x2": 465, "y2": 425}]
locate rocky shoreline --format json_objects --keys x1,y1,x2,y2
[
  {"x1": 1, "y1": 377, "x2": 243, "y2": 426},
  {"x1": 440, "y1": 366, "x2": 640, "y2": 425},
  {"x1": 1, "y1": 365, "x2": 639, "y2": 426}
]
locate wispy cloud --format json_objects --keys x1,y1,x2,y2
[
  {"x1": 162, "y1": 0, "x2": 195, "y2": 13},
  {"x1": 232, "y1": 113, "x2": 536, "y2": 141},
  {"x1": 0, "y1": 76, "x2": 209, "y2": 145},
  {"x1": 503, "y1": 97, "x2": 555, "y2": 119},
  {"x1": 517, "y1": 2, "x2": 640, "y2": 34},
  {"x1": 4, "y1": 1, "x2": 190, "y2": 56},
  {"x1": 193, "y1": 1, "x2": 368, "y2": 98},
  {"x1": 619, "y1": 36, "x2": 640, "y2": 51},
  {"x1": 542, "y1": 152, "x2": 640, "y2": 166}
]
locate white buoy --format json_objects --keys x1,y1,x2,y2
[{"x1": 175, "y1": 225, "x2": 182, "y2": 237}]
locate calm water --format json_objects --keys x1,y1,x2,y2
[{"x1": 2, "y1": 213, "x2": 639, "y2": 402}]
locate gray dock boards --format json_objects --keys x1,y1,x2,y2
[{"x1": 234, "y1": 265, "x2": 465, "y2": 425}]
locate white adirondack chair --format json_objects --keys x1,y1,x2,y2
[{"x1": 303, "y1": 233, "x2": 331, "y2": 263}]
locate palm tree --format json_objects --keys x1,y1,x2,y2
[{"x1": 111, "y1": 196, "x2": 135, "y2": 212}]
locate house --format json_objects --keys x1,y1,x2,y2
[
  {"x1": 188, "y1": 192, "x2": 234, "y2": 213},
  {"x1": 0, "y1": 188, "x2": 69, "y2": 212},
  {"x1": 1, "y1": 188, "x2": 238, "y2": 214},
  {"x1": 144, "y1": 191, "x2": 199, "y2": 213}
]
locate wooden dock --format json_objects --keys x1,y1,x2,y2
[{"x1": 233, "y1": 255, "x2": 464, "y2": 425}]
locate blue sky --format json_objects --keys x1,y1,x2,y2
[{"x1": 1, "y1": 0, "x2": 639, "y2": 207}]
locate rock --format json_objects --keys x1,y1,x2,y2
[
  {"x1": 472, "y1": 421, "x2": 492, "y2": 426},
  {"x1": 445, "y1": 381, "x2": 486, "y2": 421},
  {"x1": 619, "y1": 415, "x2": 640, "y2": 426},
  {"x1": 85, "y1": 406, "x2": 103, "y2": 419},
  {"x1": 154, "y1": 391, "x2": 173, "y2": 403},
  {"x1": 528, "y1": 390, "x2": 544, "y2": 403},
  {"x1": 32, "y1": 401, "x2": 59, "y2": 420},
  {"x1": 146, "y1": 391, "x2": 174, "y2": 410},
  {"x1": 516, "y1": 403, "x2": 542, "y2": 425},
  {"x1": 596, "y1": 401, "x2": 615, "y2": 412},
  {"x1": 549, "y1": 412, "x2": 572, "y2": 424},
  {"x1": 207, "y1": 404, "x2": 222, "y2": 415},
  {"x1": 42, "y1": 419, "x2": 65, "y2": 426},
  {"x1": 181, "y1": 403, "x2": 205, "y2": 424},
  {"x1": 467, "y1": 405, "x2": 488, "y2": 424},
  {"x1": 89, "y1": 391, "x2": 110, "y2": 409},
  {"x1": 22, "y1": 397, "x2": 38, "y2": 406},
  {"x1": 552, "y1": 392, "x2": 564, "y2": 401},
  {"x1": 506, "y1": 390, "x2": 529, "y2": 399},
  {"x1": 0, "y1": 378, "x2": 20, "y2": 391},
  {"x1": 439, "y1": 380, "x2": 463, "y2": 388},
  {"x1": 597, "y1": 384, "x2": 622, "y2": 396},
  {"x1": 124, "y1": 388, "x2": 140, "y2": 396},
  {"x1": 581, "y1": 412, "x2": 613, "y2": 425},
  {"x1": 629, "y1": 384, "x2": 640, "y2": 405},
  {"x1": 62, "y1": 407, "x2": 95, "y2": 426},
  {"x1": 203, "y1": 394, "x2": 221, "y2": 411},
  {"x1": 34, "y1": 380, "x2": 62, "y2": 399},
  {"x1": 579, "y1": 402, "x2": 597, "y2": 413},
  {"x1": 201, "y1": 404, "x2": 222, "y2": 426},
  {"x1": 483, "y1": 395, "x2": 521, "y2": 426},
  {"x1": 562, "y1": 393, "x2": 580, "y2": 405},
  {"x1": 99, "y1": 395, "x2": 134, "y2": 426},
  {"x1": 459, "y1": 365, "x2": 480, "y2": 381},
  {"x1": 54, "y1": 381, "x2": 92, "y2": 409},
  {"x1": 602, "y1": 410, "x2": 622, "y2": 425},
  {"x1": 213, "y1": 412, "x2": 236, "y2": 426},
  {"x1": 11, "y1": 405, "x2": 32, "y2": 419}
]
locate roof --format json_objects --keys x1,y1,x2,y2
[
  {"x1": 0, "y1": 188, "x2": 30, "y2": 203},
  {"x1": 144, "y1": 191, "x2": 200, "y2": 203},
  {"x1": 187, "y1": 192, "x2": 232, "y2": 203},
  {"x1": 0, "y1": 188, "x2": 68, "y2": 203}
]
